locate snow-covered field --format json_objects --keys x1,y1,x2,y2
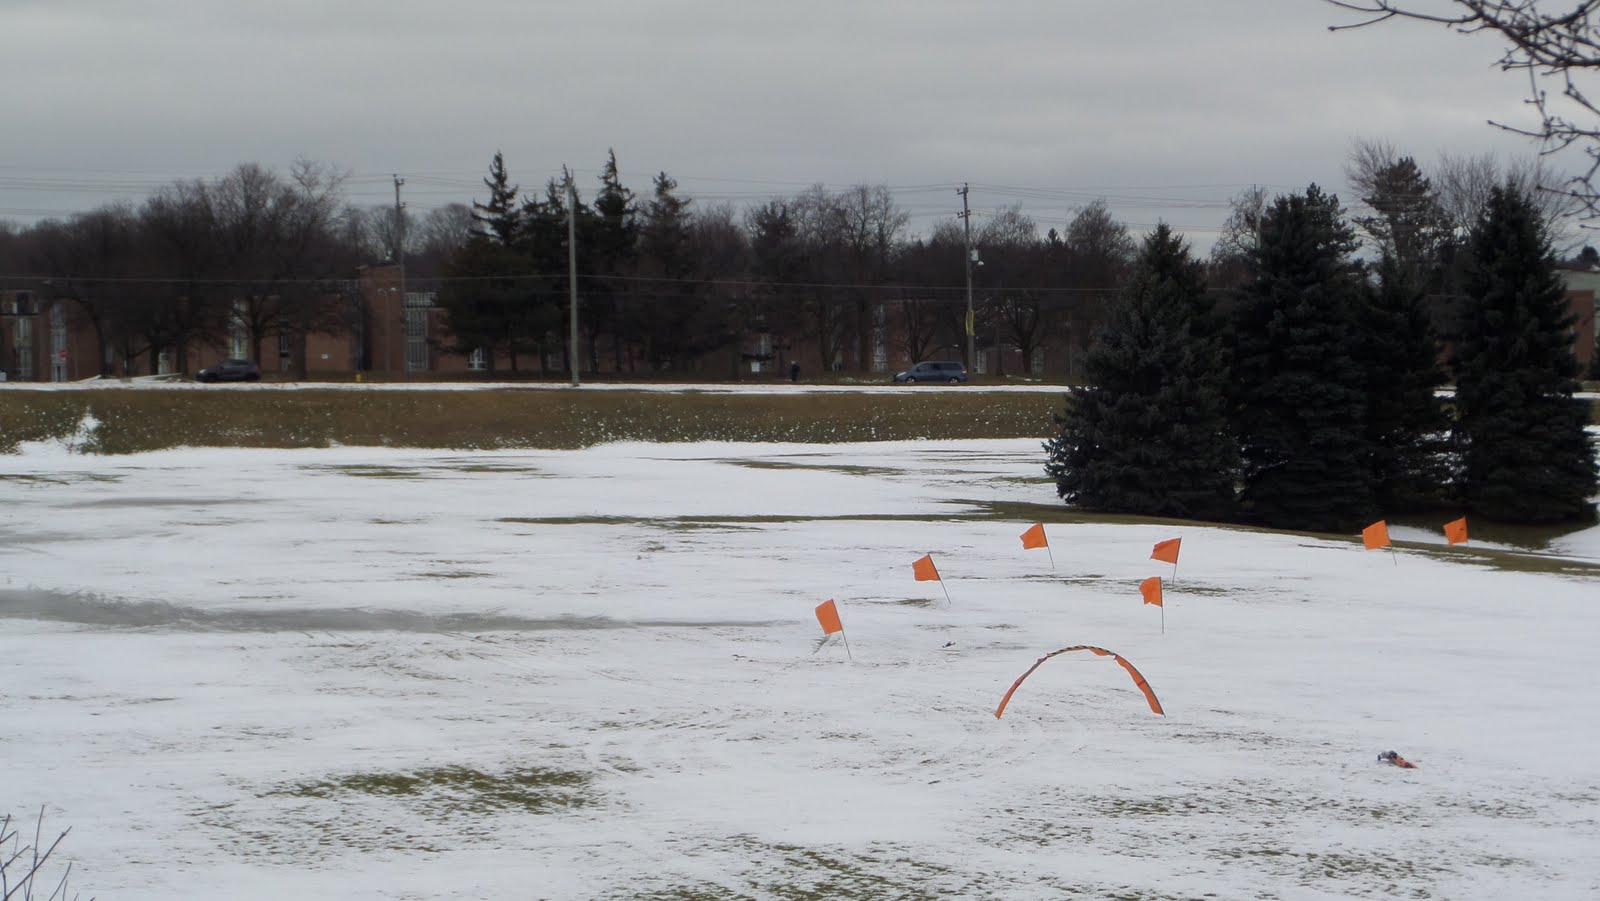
[{"x1": 2, "y1": 435, "x2": 1598, "y2": 900}]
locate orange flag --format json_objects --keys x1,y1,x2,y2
[
  {"x1": 1020, "y1": 523, "x2": 1048, "y2": 550},
  {"x1": 815, "y1": 599, "x2": 843, "y2": 635},
  {"x1": 1139, "y1": 576, "x2": 1163, "y2": 607},
  {"x1": 1150, "y1": 537, "x2": 1181, "y2": 565},
  {"x1": 912, "y1": 554, "x2": 941, "y2": 582},
  {"x1": 1444, "y1": 516, "x2": 1469, "y2": 546},
  {"x1": 1362, "y1": 520, "x2": 1391, "y2": 550}
]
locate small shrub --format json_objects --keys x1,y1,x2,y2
[{"x1": 0, "y1": 807, "x2": 91, "y2": 900}]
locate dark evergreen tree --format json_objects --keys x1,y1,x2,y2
[
  {"x1": 437, "y1": 236, "x2": 523, "y2": 370},
  {"x1": 517, "y1": 175, "x2": 583, "y2": 373},
  {"x1": 582, "y1": 150, "x2": 638, "y2": 372},
  {"x1": 1229, "y1": 186, "x2": 1379, "y2": 533},
  {"x1": 1360, "y1": 253, "x2": 1451, "y2": 511},
  {"x1": 1353, "y1": 155, "x2": 1447, "y2": 277},
  {"x1": 1045, "y1": 224, "x2": 1237, "y2": 521},
  {"x1": 633, "y1": 171, "x2": 702, "y2": 370},
  {"x1": 1452, "y1": 185, "x2": 1598, "y2": 523},
  {"x1": 470, "y1": 152, "x2": 521, "y2": 246},
  {"x1": 439, "y1": 153, "x2": 533, "y2": 370},
  {"x1": 746, "y1": 199, "x2": 810, "y2": 372}
]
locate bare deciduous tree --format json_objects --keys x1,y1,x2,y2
[
  {"x1": 1208, "y1": 185, "x2": 1271, "y2": 291},
  {"x1": 836, "y1": 184, "x2": 909, "y2": 373},
  {"x1": 1, "y1": 808, "x2": 88, "y2": 901},
  {"x1": 1058, "y1": 199, "x2": 1135, "y2": 378},
  {"x1": 1329, "y1": 1, "x2": 1600, "y2": 213},
  {"x1": 417, "y1": 203, "x2": 474, "y2": 262},
  {"x1": 977, "y1": 205, "x2": 1052, "y2": 375}
]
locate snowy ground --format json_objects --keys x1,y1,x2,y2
[{"x1": 2, "y1": 436, "x2": 1598, "y2": 900}]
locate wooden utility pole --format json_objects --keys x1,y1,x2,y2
[
  {"x1": 393, "y1": 174, "x2": 406, "y2": 375},
  {"x1": 567, "y1": 169, "x2": 580, "y2": 387},
  {"x1": 957, "y1": 184, "x2": 974, "y2": 372}
]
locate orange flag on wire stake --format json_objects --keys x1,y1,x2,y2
[
  {"x1": 1444, "y1": 516, "x2": 1469, "y2": 546},
  {"x1": 1150, "y1": 536, "x2": 1181, "y2": 581},
  {"x1": 1362, "y1": 520, "x2": 1391, "y2": 550},
  {"x1": 1020, "y1": 523, "x2": 1054, "y2": 569},
  {"x1": 815, "y1": 599, "x2": 843, "y2": 634},
  {"x1": 1151, "y1": 537, "x2": 1181, "y2": 565},
  {"x1": 1020, "y1": 523, "x2": 1048, "y2": 550},
  {"x1": 913, "y1": 553, "x2": 953, "y2": 605},
  {"x1": 1363, "y1": 519, "x2": 1397, "y2": 566},
  {"x1": 1141, "y1": 576, "x2": 1166, "y2": 633},
  {"x1": 813, "y1": 599, "x2": 850, "y2": 659}
]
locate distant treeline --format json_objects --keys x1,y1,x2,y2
[{"x1": 0, "y1": 143, "x2": 1595, "y2": 384}]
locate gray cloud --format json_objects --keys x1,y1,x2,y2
[{"x1": 0, "y1": 1, "x2": 1569, "y2": 250}]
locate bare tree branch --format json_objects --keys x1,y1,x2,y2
[{"x1": 1329, "y1": 1, "x2": 1600, "y2": 214}]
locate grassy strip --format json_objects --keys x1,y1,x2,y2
[
  {"x1": 0, "y1": 388, "x2": 1062, "y2": 454},
  {"x1": 3, "y1": 386, "x2": 1595, "y2": 455}
]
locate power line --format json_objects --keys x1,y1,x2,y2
[{"x1": 0, "y1": 269, "x2": 1124, "y2": 295}]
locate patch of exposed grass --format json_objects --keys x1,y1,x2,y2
[
  {"x1": 962, "y1": 499, "x2": 1238, "y2": 528},
  {"x1": 0, "y1": 397, "x2": 91, "y2": 453},
  {"x1": 277, "y1": 764, "x2": 594, "y2": 815},
  {"x1": 498, "y1": 513, "x2": 927, "y2": 527},
  {"x1": 1404, "y1": 544, "x2": 1600, "y2": 577},
  {"x1": 303, "y1": 464, "x2": 424, "y2": 479},
  {"x1": 620, "y1": 887, "x2": 750, "y2": 901},
  {"x1": 416, "y1": 570, "x2": 490, "y2": 580},
  {"x1": 205, "y1": 763, "x2": 600, "y2": 858},
  {"x1": 0, "y1": 388, "x2": 1058, "y2": 454},
  {"x1": 439, "y1": 463, "x2": 544, "y2": 474},
  {"x1": 979, "y1": 819, "x2": 1094, "y2": 849},
  {"x1": 730, "y1": 837, "x2": 966, "y2": 901},
  {"x1": 0, "y1": 473, "x2": 68, "y2": 484},
  {"x1": 723, "y1": 460, "x2": 906, "y2": 476},
  {"x1": 1163, "y1": 583, "x2": 1233, "y2": 596},
  {"x1": 1387, "y1": 512, "x2": 1599, "y2": 552}
]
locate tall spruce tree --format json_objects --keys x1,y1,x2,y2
[
  {"x1": 439, "y1": 153, "x2": 528, "y2": 371},
  {"x1": 1352, "y1": 155, "x2": 1448, "y2": 278},
  {"x1": 1452, "y1": 185, "x2": 1598, "y2": 523},
  {"x1": 470, "y1": 152, "x2": 521, "y2": 246},
  {"x1": 634, "y1": 172, "x2": 700, "y2": 370},
  {"x1": 1045, "y1": 224, "x2": 1237, "y2": 520},
  {"x1": 1361, "y1": 253, "x2": 1450, "y2": 511},
  {"x1": 582, "y1": 150, "x2": 638, "y2": 371},
  {"x1": 1230, "y1": 186, "x2": 1378, "y2": 533},
  {"x1": 519, "y1": 175, "x2": 581, "y2": 373}
]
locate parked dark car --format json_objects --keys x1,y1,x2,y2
[
  {"x1": 196, "y1": 359, "x2": 261, "y2": 383},
  {"x1": 892, "y1": 360, "x2": 969, "y2": 383}
]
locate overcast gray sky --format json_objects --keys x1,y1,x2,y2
[{"x1": 0, "y1": 0, "x2": 1565, "y2": 252}]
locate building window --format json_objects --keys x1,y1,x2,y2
[
  {"x1": 158, "y1": 348, "x2": 174, "y2": 375},
  {"x1": 404, "y1": 292, "x2": 433, "y2": 373},
  {"x1": 751, "y1": 333, "x2": 771, "y2": 374},
  {"x1": 872, "y1": 304, "x2": 889, "y2": 372},
  {"x1": 467, "y1": 347, "x2": 487, "y2": 371},
  {"x1": 230, "y1": 300, "x2": 249, "y2": 359},
  {"x1": 14, "y1": 316, "x2": 31, "y2": 381},
  {"x1": 50, "y1": 303, "x2": 67, "y2": 382}
]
